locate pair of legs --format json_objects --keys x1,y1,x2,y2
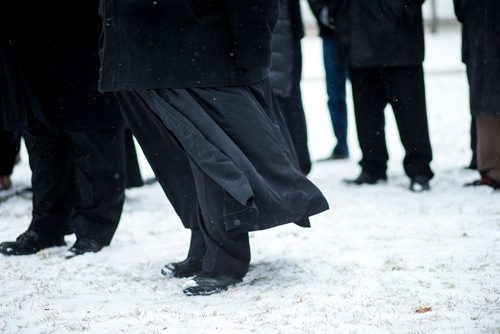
[
  {"x1": 117, "y1": 90, "x2": 251, "y2": 282},
  {"x1": 0, "y1": 128, "x2": 21, "y2": 189},
  {"x1": 114, "y1": 79, "x2": 329, "y2": 295},
  {"x1": 323, "y1": 37, "x2": 349, "y2": 158},
  {"x1": 348, "y1": 65, "x2": 434, "y2": 186},
  {"x1": 0, "y1": 119, "x2": 126, "y2": 257}
]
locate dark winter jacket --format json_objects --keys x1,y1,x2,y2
[
  {"x1": 454, "y1": 0, "x2": 500, "y2": 116},
  {"x1": 334, "y1": 0, "x2": 426, "y2": 67},
  {"x1": 98, "y1": 0, "x2": 279, "y2": 92},
  {"x1": 270, "y1": 0, "x2": 304, "y2": 97},
  {"x1": 1, "y1": 0, "x2": 123, "y2": 132}
]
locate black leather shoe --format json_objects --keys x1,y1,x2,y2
[
  {"x1": 0, "y1": 230, "x2": 66, "y2": 256},
  {"x1": 183, "y1": 274, "x2": 242, "y2": 296},
  {"x1": 344, "y1": 171, "x2": 387, "y2": 185},
  {"x1": 318, "y1": 153, "x2": 349, "y2": 162},
  {"x1": 410, "y1": 175, "x2": 431, "y2": 192},
  {"x1": 65, "y1": 238, "x2": 104, "y2": 259},
  {"x1": 161, "y1": 257, "x2": 203, "y2": 278}
]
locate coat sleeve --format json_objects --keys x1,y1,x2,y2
[{"x1": 223, "y1": 0, "x2": 279, "y2": 69}]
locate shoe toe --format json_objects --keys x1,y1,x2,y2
[
  {"x1": 182, "y1": 275, "x2": 241, "y2": 296},
  {"x1": 65, "y1": 238, "x2": 103, "y2": 259}
]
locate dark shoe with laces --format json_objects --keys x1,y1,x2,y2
[
  {"x1": 182, "y1": 273, "x2": 242, "y2": 296},
  {"x1": 65, "y1": 238, "x2": 104, "y2": 259},
  {"x1": 344, "y1": 171, "x2": 387, "y2": 185},
  {"x1": 410, "y1": 175, "x2": 431, "y2": 192},
  {"x1": 0, "y1": 230, "x2": 65, "y2": 256},
  {"x1": 161, "y1": 257, "x2": 203, "y2": 278}
]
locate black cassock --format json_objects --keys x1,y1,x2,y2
[{"x1": 100, "y1": 0, "x2": 329, "y2": 278}]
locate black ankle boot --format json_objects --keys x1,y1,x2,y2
[
  {"x1": 182, "y1": 273, "x2": 242, "y2": 296},
  {"x1": 65, "y1": 238, "x2": 104, "y2": 259},
  {"x1": 161, "y1": 257, "x2": 203, "y2": 278},
  {"x1": 161, "y1": 230, "x2": 205, "y2": 278},
  {"x1": 0, "y1": 230, "x2": 65, "y2": 256}
]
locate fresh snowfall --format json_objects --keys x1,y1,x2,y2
[{"x1": 0, "y1": 26, "x2": 499, "y2": 333}]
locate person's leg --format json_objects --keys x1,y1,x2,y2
[
  {"x1": 323, "y1": 37, "x2": 349, "y2": 158},
  {"x1": 65, "y1": 128, "x2": 126, "y2": 256},
  {"x1": 116, "y1": 91, "x2": 203, "y2": 273},
  {"x1": 382, "y1": 65, "x2": 434, "y2": 188},
  {"x1": 476, "y1": 116, "x2": 500, "y2": 187},
  {"x1": 183, "y1": 159, "x2": 250, "y2": 295},
  {"x1": 469, "y1": 117, "x2": 477, "y2": 169},
  {"x1": 0, "y1": 123, "x2": 70, "y2": 255},
  {"x1": 276, "y1": 40, "x2": 311, "y2": 174},
  {"x1": 0, "y1": 129, "x2": 20, "y2": 189},
  {"x1": 348, "y1": 67, "x2": 389, "y2": 180}
]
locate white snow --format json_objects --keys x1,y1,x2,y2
[{"x1": 1, "y1": 26, "x2": 499, "y2": 333}]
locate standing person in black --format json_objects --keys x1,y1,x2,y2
[
  {"x1": 270, "y1": 0, "x2": 312, "y2": 175},
  {"x1": 0, "y1": 0, "x2": 126, "y2": 257},
  {"x1": 99, "y1": 0, "x2": 329, "y2": 295},
  {"x1": 455, "y1": 0, "x2": 500, "y2": 189},
  {"x1": 333, "y1": 0, "x2": 434, "y2": 191}
]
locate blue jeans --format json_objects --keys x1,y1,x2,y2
[{"x1": 323, "y1": 37, "x2": 349, "y2": 156}]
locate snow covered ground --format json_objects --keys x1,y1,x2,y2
[{"x1": 1, "y1": 26, "x2": 499, "y2": 334}]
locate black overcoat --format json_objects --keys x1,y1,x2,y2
[
  {"x1": 333, "y1": 0, "x2": 426, "y2": 67},
  {"x1": 1, "y1": 0, "x2": 123, "y2": 132},
  {"x1": 98, "y1": 0, "x2": 279, "y2": 92},
  {"x1": 454, "y1": 0, "x2": 500, "y2": 116}
]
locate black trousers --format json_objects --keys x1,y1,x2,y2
[
  {"x1": 0, "y1": 129, "x2": 21, "y2": 176},
  {"x1": 276, "y1": 40, "x2": 311, "y2": 175},
  {"x1": 349, "y1": 65, "x2": 434, "y2": 179},
  {"x1": 117, "y1": 91, "x2": 250, "y2": 279},
  {"x1": 24, "y1": 120, "x2": 126, "y2": 245}
]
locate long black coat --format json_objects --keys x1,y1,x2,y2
[
  {"x1": 98, "y1": 0, "x2": 279, "y2": 92},
  {"x1": 1, "y1": 0, "x2": 123, "y2": 132},
  {"x1": 333, "y1": 0, "x2": 426, "y2": 67},
  {"x1": 454, "y1": 0, "x2": 500, "y2": 116}
]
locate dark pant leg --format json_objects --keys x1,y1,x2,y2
[
  {"x1": 68, "y1": 128, "x2": 126, "y2": 245},
  {"x1": 116, "y1": 91, "x2": 199, "y2": 230},
  {"x1": 0, "y1": 129, "x2": 20, "y2": 176},
  {"x1": 470, "y1": 117, "x2": 477, "y2": 168},
  {"x1": 277, "y1": 41, "x2": 311, "y2": 175},
  {"x1": 323, "y1": 37, "x2": 349, "y2": 156},
  {"x1": 349, "y1": 67, "x2": 389, "y2": 177},
  {"x1": 382, "y1": 66, "x2": 434, "y2": 179},
  {"x1": 24, "y1": 123, "x2": 73, "y2": 238},
  {"x1": 476, "y1": 116, "x2": 500, "y2": 183},
  {"x1": 124, "y1": 129, "x2": 144, "y2": 188},
  {"x1": 188, "y1": 159, "x2": 250, "y2": 279}
]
